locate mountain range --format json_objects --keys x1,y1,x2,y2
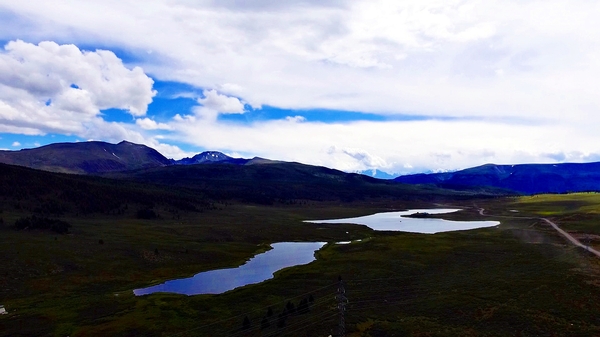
[
  {"x1": 395, "y1": 162, "x2": 600, "y2": 194},
  {"x1": 0, "y1": 141, "x2": 283, "y2": 175},
  {"x1": 0, "y1": 141, "x2": 505, "y2": 208},
  {"x1": 0, "y1": 141, "x2": 170, "y2": 174},
  {"x1": 1, "y1": 140, "x2": 600, "y2": 195}
]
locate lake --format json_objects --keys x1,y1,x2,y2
[
  {"x1": 304, "y1": 208, "x2": 500, "y2": 234},
  {"x1": 134, "y1": 242, "x2": 325, "y2": 296},
  {"x1": 134, "y1": 209, "x2": 498, "y2": 296}
]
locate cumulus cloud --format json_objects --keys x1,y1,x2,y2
[
  {"x1": 197, "y1": 90, "x2": 245, "y2": 114},
  {"x1": 0, "y1": 40, "x2": 155, "y2": 136},
  {"x1": 0, "y1": 39, "x2": 189, "y2": 161},
  {"x1": 136, "y1": 117, "x2": 172, "y2": 130}
]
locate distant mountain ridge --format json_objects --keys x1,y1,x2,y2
[
  {"x1": 0, "y1": 141, "x2": 171, "y2": 174},
  {"x1": 171, "y1": 151, "x2": 249, "y2": 165},
  {"x1": 0, "y1": 141, "x2": 286, "y2": 174},
  {"x1": 4, "y1": 140, "x2": 600, "y2": 195},
  {"x1": 395, "y1": 162, "x2": 600, "y2": 194},
  {"x1": 357, "y1": 169, "x2": 398, "y2": 179}
]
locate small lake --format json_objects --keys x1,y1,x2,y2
[
  {"x1": 305, "y1": 208, "x2": 500, "y2": 234},
  {"x1": 134, "y1": 242, "x2": 325, "y2": 296},
  {"x1": 134, "y1": 209, "x2": 498, "y2": 296}
]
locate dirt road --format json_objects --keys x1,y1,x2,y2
[
  {"x1": 478, "y1": 208, "x2": 600, "y2": 257},
  {"x1": 540, "y1": 218, "x2": 600, "y2": 257}
]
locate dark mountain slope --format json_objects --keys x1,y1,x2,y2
[
  {"x1": 0, "y1": 141, "x2": 171, "y2": 174},
  {"x1": 395, "y1": 162, "x2": 600, "y2": 194},
  {"x1": 109, "y1": 161, "x2": 510, "y2": 204},
  {"x1": 0, "y1": 163, "x2": 209, "y2": 215}
]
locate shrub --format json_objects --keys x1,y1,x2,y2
[
  {"x1": 13, "y1": 215, "x2": 71, "y2": 234},
  {"x1": 136, "y1": 208, "x2": 157, "y2": 219},
  {"x1": 242, "y1": 316, "x2": 251, "y2": 330}
]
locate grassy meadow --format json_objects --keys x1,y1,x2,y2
[{"x1": 1, "y1": 194, "x2": 600, "y2": 336}]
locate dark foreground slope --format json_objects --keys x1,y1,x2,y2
[
  {"x1": 0, "y1": 159, "x2": 506, "y2": 218},
  {"x1": 0, "y1": 141, "x2": 171, "y2": 174},
  {"x1": 0, "y1": 162, "x2": 208, "y2": 215},
  {"x1": 110, "y1": 161, "x2": 509, "y2": 204},
  {"x1": 395, "y1": 162, "x2": 600, "y2": 194}
]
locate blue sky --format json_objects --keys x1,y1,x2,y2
[{"x1": 0, "y1": 1, "x2": 599, "y2": 174}]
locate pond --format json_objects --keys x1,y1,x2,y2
[
  {"x1": 134, "y1": 242, "x2": 325, "y2": 296},
  {"x1": 304, "y1": 208, "x2": 500, "y2": 234}
]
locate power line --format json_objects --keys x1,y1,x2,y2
[
  {"x1": 165, "y1": 242, "x2": 584, "y2": 336},
  {"x1": 223, "y1": 291, "x2": 338, "y2": 337},
  {"x1": 165, "y1": 281, "x2": 338, "y2": 337},
  {"x1": 336, "y1": 276, "x2": 348, "y2": 337}
]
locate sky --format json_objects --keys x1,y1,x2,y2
[{"x1": 0, "y1": 0, "x2": 599, "y2": 175}]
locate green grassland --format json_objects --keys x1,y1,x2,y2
[
  {"x1": 2, "y1": 163, "x2": 600, "y2": 337},
  {"x1": 1, "y1": 196, "x2": 600, "y2": 336}
]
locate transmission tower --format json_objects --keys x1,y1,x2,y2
[
  {"x1": 336, "y1": 276, "x2": 347, "y2": 337},
  {"x1": 585, "y1": 235, "x2": 591, "y2": 252}
]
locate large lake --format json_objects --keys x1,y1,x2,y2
[
  {"x1": 134, "y1": 242, "x2": 325, "y2": 296},
  {"x1": 304, "y1": 208, "x2": 500, "y2": 234}
]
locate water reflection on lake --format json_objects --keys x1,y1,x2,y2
[
  {"x1": 134, "y1": 242, "x2": 325, "y2": 296},
  {"x1": 305, "y1": 208, "x2": 500, "y2": 234}
]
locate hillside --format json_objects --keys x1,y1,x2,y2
[
  {"x1": 108, "y1": 161, "x2": 509, "y2": 204},
  {"x1": 4, "y1": 139, "x2": 594, "y2": 196},
  {"x1": 395, "y1": 162, "x2": 600, "y2": 194},
  {"x1": 0, "y1": 162, "x2": 208, "y2": 216},
  {"x1": 0, "y1": 141, "x2": 171, "y2": 174}
]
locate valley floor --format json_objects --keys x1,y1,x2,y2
[{"x1": 1, "y1": 196, "x2": 600, "y2": 336}]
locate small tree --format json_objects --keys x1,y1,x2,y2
[
  {"x1": 277, "y1": 313, "x2": 287, "y2": 328},
  {"x1": 136, "y1": 208, "x2": 157, "y2": 219},
  {"x1": 260, "y1": 316, "x2": 270, "y2": 330},
  {"x1": 286, "y1": 301, "x2": 296, "y2": 314},
  {"x1": 298, "y1": 298, "x2": 309, "y2": 314},
  {"x1": 242, "y1": 316, "x2": 251, "y2": 330}
]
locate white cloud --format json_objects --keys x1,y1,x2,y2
[
  {"x1": 0, "y1": 40, "x2": 156, "y2": 136},
  {"x1": 197, "y1": 90, "x2": 245, "y2": 114},
  {"x1": 136, "y1": 117, "x2": 172, "y2": 130},
  {"x1": 1, "y1": 2, "x2": 600, "y2": 172},
  {"x1": 285, "y1": 115, "x2": 306, "y2": 123},
  {"x1": 166, "y1": 112, "x2": 600, "y2": 174},
  {"x1": 2, "y1": 0, "x2": 596, "y2": 124},
  {"x1": 0, "y1": 39, "x2": 189, "y2": 162},
  {"x1": 11, "y1": 141, "x2": 20, "y2": 147},
  {"x1": 78, "y1": 118, "x2": 191, "y2": 159}
]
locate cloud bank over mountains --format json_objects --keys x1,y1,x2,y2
[{"x1": 0, "y1": 0, "x2": 599, "y2": 174}]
